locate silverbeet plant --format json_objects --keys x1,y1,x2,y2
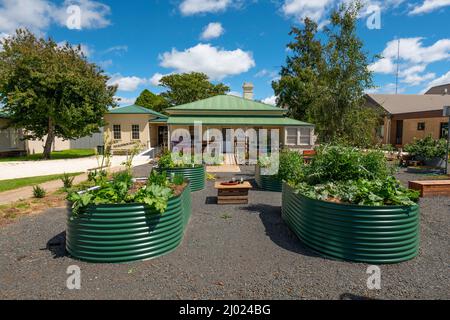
[
  {"x1": 289, "y1": 145, "x2": 420, "y2": 207},
  {"x1": 68, "y1": 171, "x2": 175, "y2": 216}
]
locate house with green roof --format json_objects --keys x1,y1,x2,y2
[{"x1": 105, "y1": 83, "x2": 315, "y2": 154}]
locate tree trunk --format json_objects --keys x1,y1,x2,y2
[{"x1": 43, "y1": 119, "x2": 55, "y2": 160}]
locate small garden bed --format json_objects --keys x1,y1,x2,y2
[
  {"x1": 281, "y1": 145, "x2": 421, "y2": 264},
  {"x1": 66, "y1": 171, "x2": 192, "y2": 263},
  {"x1": 404, "y1": 136, "x2": 448, "y2": 169},
  {"x1": 155, "y1": 151, "x2": 206, "y2": 192}
]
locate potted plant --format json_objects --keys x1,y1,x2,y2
[
  {"x1": 66, "y1": 170, "x2": 192, "y2": 263},
  {"x1": 256, "y1": 150, "x2": 304, "y2": 192},
  {"x1": 282, "y1": 145, "x2": 420, "y2": 264},
  {"x1": 404, "y1": 135, "x2": 448, "y2": 169},
  {"x1": 156, "y1": 150, "x2": 206, "y2": 192}
]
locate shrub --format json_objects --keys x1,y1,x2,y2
[
  {"x1": 33, "y1": 185, "x2": 46, "y2": 198},
  {"x1": 288, "y1": 144, "x2": 418, "y2": 207},
  {"x1": 278, "y1": 150, "x2": 305, "y2": 182},
  {"x1": 61, "y1": 173, "x2": 75, "y2": 189},
  {"x1": 404, "y1": 135, "x2": 448, "y2": 160}
]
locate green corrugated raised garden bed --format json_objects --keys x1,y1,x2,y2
[
  {"x1": 156, "y1": 151, "x2": 206, "y2": 192},
  {"x1": 281, "y1": 145, "x2": 421, "y2": 264},
  {"x1": 66, "y1": 171, "x2": 192, "y2": 263},
  {"x1": 255, "y1": 164, "x2": 282, "y2": 192}
]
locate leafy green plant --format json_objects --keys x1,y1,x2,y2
[
  {"x1": 132, "y1": 184, "x2": 173, "y2": 213},
  {"x1": 206, "y1": 173, "x2": 217, "y2": 181},
  {"x1": 148, "y1": 170, "x2": 170, "y2": 187},
  {"x1": 287, "y1": 144, "x2": 419, "y2": 207},
  {"x1": 61, "y1": 173, "x2": 75, "y2": 189},
  {"x1": 33, "y1": 185, "x2": 46, "y2": 198},
  {"x1": 278, "y1": 150, "x2": 305, "y2": 182},
  {"x1": 172, "y1": 174, "x2": 185, "y2": 186},
  {"x1": 404, "y1": 135, "x2": 448, "y2": 160}
]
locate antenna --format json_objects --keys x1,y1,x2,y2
[{"x1": 395, "y1": 39, "x2": 400, "y2": 95}]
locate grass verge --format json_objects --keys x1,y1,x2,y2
[
  {"x1": 0, "y1": 149, "x2": 96, "y2": 162},
  {"x1": 0, "y1": 173, "x2": 82, "y2": 193}
]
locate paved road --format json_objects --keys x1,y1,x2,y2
[{"x1": 0, "y1": 169, "x2": 448, "y2": 300}]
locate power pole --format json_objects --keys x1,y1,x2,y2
[{"x1": 395, "y1": 39, "x2": 400, "y2": 95}]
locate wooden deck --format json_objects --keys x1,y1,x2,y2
[{"x1": 409, "y1": 180, "x2": 450, "y2": 197}]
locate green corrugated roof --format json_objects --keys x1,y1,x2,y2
[
  {"x1": 108, "y1": 105, "x2": 168, "y2": 118},
  {"x1": 167, "y1": 116, "x2": 313, "y2": 127},
  {"x1": 167, "y1": 95, "x2": 285, "y2": 112},
  {"x1": 149, "y1": 117, "x2": 168, "y2": 123}
]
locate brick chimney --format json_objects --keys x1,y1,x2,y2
[{"x1": 243, "y1": 82, "x2": 254, "y2": 100}]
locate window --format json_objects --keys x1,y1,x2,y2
[
  {"x1": 132, "y1": 125, "x2": 140, "y2": 140},
  {"x1": 417, "y1": 122, "x2": 425, "y2": 131},
  {"x1": 113, "y1": 125, "x2": 121, "y2": 140},
  {"x1": 286, "y1": 128, "x2": 298, "y2": 145},
  {"x1": 441, "y1": 123, "x2": 449, "y2": 139},
  {"x1": 299, "y1": 128, "x2": 311, "y2": 145}
]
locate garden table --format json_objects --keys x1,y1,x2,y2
[{"x1": 214, "y1": 181, "x2": 252, "y2": 205}]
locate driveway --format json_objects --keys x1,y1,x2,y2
[
  {"x1": 0, "y1": 156, "x2": 151, "y2": 180},
  {"x1": 0, "y1": 167, "x2": 448, "y2": 300}
]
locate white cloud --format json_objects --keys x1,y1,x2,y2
[
  {"x1": 425, "y1": 70, "x2": 450, "y2": 89},
  {"x1": 159, "y1": 43, "x2": 255, "y2": 80},
  {"x1": 409, "y1": 0, "x2": 450, "y2": 15},
  {"x1": 255, "y1": 69, "x2": 278, "y2": 79},
  {"x1": 114, "y1": 96, "x2": 136, "y2": 106},
  {"x1": 262, "y1": 95, "x2": 277, "y2": 106},
  {"x1": 179, "y1": 0, "x2": 232, "y2": 15},
  {"x1": 108, "y1": 74, "x2": 148, "y2": 92},
  {"x1": 227, "y1": 91, "x2": 242, "y2": 97},
  {"x1": 99, "y1": 59, "x2": 113, "y2": 68},
  {"x1": 0, "y1": 0, "x2": 111, "y2": 35},
  {"x1": 103, "y1": 45, "x2": 128, "y2": 55},
  {"x1": 200, "y1": 22, "x2": 224, "y2": 40},
  {"x1": 150, "y1": 73, "x2": 166, "y2": 86},
  {"x1": 282, "y1": 0, "x2": 333, "y2": 23},
  {"x1": 53, "y1": 0, "x2": 111, "y2": 29},
  {"x1": 369, "y1": 37, "x2": 450, "y2": 87}
]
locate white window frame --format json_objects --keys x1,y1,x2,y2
[
  {"x1": 131, "y1": 124, "x2": 140, "y2": 140},
  {"x1": 285, "y1": 127, "x2": 312, "y2": 146},
  {"x1": 113, "y1": 124, "x2": 121, "y2": 140}
]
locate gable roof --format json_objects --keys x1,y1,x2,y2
[
  {"x1": 108, "y1": 105, "x2": 168, "y2": 118},
  {"x1": 167, "y1": 115, "x2": 313, "y2": 127},
  {"x1": 166, "y1": 95, "x2": 285, "y2": 113},
  {"x1": 425, "y1": 83, "x2": 450, "y2": 95},
  {"x1": 366, "y1": 94, "x2": 450, "y2": 115}
]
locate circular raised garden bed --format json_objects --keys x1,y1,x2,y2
[
  {"x1": 157, "y1": 165, "x2": 205, "y2": 192},
  {"x1": 255, "y1": 165, "x2": 282, "y2": 192},
  {"x1": 66, "y1": 183, "x2": 192, "y2": 263},
  {"x1": 406, "y1": 166, "x2": 444, "y2": 174},
  {"x1": 282, "y1": 183, "x2": 420, "y2": 264}
]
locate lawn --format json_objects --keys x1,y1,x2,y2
[
  {"x1": 0, "y1": 173, "x2": 82, "y2": 193},
  {"x1": 0, "y1": 149, "x2": 96, "y2": 162}
]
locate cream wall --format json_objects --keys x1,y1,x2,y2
[
  {"x1": 104, "y1": 114, "x2": 151, "y2": 148},
  {"x1": 402, "y1": 117, "x2": 448, "y2": 145}
]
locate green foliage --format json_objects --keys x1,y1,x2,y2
[
  {"x1": 404, "y1": 135, "x2": 448, "y2": 160},
  {"x1": 159, "y1": 72, "x2": 230, "y2": 106},
  {"x1": 61, "y1": 173, "x2": 75, "y2": 190},
  {"x1": 33, "y1": 185, "x2": 47, "y2": 198},
  {"x1": 157, "y1": 150, "x2": 202, "y2": 168},
  {"x1": 68, "y1": 170, "x2": 179, "y2": 216},
  {"x1": 288, "y1": 144, "x2": 418, "y2": 207},
  {"x1": 135, "y1": 89, "x2": 169, "y2": 113},
  {"x1": 0, "y1": 29, "x2": 117, "y2": 159},
  {"x1": 272, "y1": 1, "x2": 379, "y2": 146},
  {"x1": 132, "y1": 184, "x2": 173, "y2": 213},
  {"x1": 277, "y1": 150, "x2": 305, "y2": 182},
  {"x1": 257, "y1": 155, "x2": 272, "y2": 168},
  {"x1": 305, "y1": 145, "x2": 390, "y2": 185},
  {"x1": 172, "y1": 174, "x2": 185, "y2": 186}
]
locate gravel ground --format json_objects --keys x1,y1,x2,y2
[{"x1": 0, "y1": 166, "x2": 448, "y2": 300}]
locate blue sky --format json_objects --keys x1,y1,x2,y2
[{"x1": 1, "y1": 0, "x2": 450, "y2": 105}]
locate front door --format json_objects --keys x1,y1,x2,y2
[
  {"x1": 395, "y1": 120, "x2": 403, "y2": 145},
  {"x1": 158, "y1": 126, "x2": 168, "y2": 149}
]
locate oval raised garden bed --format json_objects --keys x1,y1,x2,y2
[
  {"x1": 255, "y1": 164, "x2": 283, "y2": 192},
  {"x1": 66, "y1": 183, "x2": 192, "y2": 263},
  {"x1": 282, "y1": 183, "x2": 420, "y2": 264},
  {"x1": 157, "y1": 165, "x2": 205, "y2": 192}
]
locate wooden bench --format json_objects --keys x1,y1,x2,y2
[
  {"x1": 214, "y1": 181, "x2": 252, "y2": 205},
  {"x1": 409, "y1": 180, "x2": 450, "y2": 197}
]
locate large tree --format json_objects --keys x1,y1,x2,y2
[
  {"x1": 273, "y1": 1, "x2": 379, "y2": 146},
  {"x1": 135, "y1": 89, "x2": 169, "y2": 113},
  {"x1": 159, "y1": 72, "x2": 230, "y2": 106},
  {"x1": 0, "y1": 29, "x2": 116, "y2": 159}
]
